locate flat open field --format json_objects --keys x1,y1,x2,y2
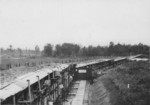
[
  {"x1": 0, "y1": 56, "x2": 84, "y2": 70},
  {"x1": 0, "y1": 55, "x2": 113, "y2": 70}
]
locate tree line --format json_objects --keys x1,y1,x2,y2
[
  {"x1": 43, "y1": 42, "x2": 149, "y2": 57},
  {"x1": 1, "y1": 45, "x2": 41, "y2": 57}
]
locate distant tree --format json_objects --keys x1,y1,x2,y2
[
  {"x1": 54, "y1": 43, "x2": 80, "y2": 57},
  {"x1": 43, "y1": 44, "x2": 53, "y2": 57},
  {"x1": 44, "y1": 42, "x2": 149, "y2": 57},
  {"x1": 17, "y1": 48, "x2": 22, "y2": 57},
  {"x1": 62, "y1": 43, "x2": 80, "y2": 57},
  {"x1": 0, "y1": 48, "x2": 2, "y2": 64},
  {"x1": 9, "y1": 45, "x2": 14, "y2": 56},
  {"x1": 9, "y1": 45, "x2": 12, "y2": 50},
  {"x1": 79, "y1": 47, "x2": 88, "y2": 56},
  {"x1": 108, "y1": 41, "x2": 115, "y2": 56},
  {"x1": 55, "y1": 44, "x2": 62, "y2": 57},
  {"x1": 61, "y1": 43, "x2": 72, "y2": 56},
  {"x1": 109, "y1": 41, "x2": 114, "y2": 47},
  {"x1": 35, "y1": 45, "x2": 40, "y2": 56},
  {"x1": 0, "y1": 48, "x2": 4, "y2": 54}
]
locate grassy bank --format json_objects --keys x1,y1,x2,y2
[
  {"x1": 90, "y1": 74, "x2": 126, "y2": 105},
  {"x1": 90, "y1": 61, "x2": 150, "y2": 105},
  {"x1": 108, "y1": 61, "x2": 150, "y2": 105}
]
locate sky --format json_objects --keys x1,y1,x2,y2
[{"x1": 0, "y1": 0, "x2": 150, "y2": 50}]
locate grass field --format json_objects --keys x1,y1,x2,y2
[
  {"x1": 0, "y1": 56, "x2": 86, "y2": 70},
  {"x1": 0, "y1": 55, "x2": 111, "y2": 70}
]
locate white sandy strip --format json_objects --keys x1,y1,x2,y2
[{"x1": 72, "y1": 80, "x2": 86, "y2": 105}]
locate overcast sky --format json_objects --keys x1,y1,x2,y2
[{"x1": 0, "y1": 0, "x2": 150, "y2": 50}]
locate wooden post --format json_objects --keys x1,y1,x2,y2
[
  {"x1": 68, "y1": 67, "x2": 70, "y2": 90},
  {"x1": 53, "y1": 72, "x2": 55, "y2": 101},
  {"x1": 48, "y1": 73, "x2": 50, "y2": 80},
  {"x1": 37, "y1": 76, "x2": 41, "y2": 91},
  {"x1": 57, "y1": 80, "x2": 59, "y2": 98},
  {"x1": 13, "y1": 95, "x2": 16, "y2": 105},
  {"x1": 37, "y1": 76, "x2": 41, "y2": 105},
  {"x1": 48, "y1": 73, "x2": 51, "y2": 99},
  {"x1": 53, "y1": 72, "x2": 55, "y2": 78},
  {"x1": 27, "y1": 80, "x2": 32, "y2": 103}
]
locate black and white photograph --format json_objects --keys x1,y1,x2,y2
[{"x1": 0, "y1": 0, "x2": 150, "y2": 105}]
